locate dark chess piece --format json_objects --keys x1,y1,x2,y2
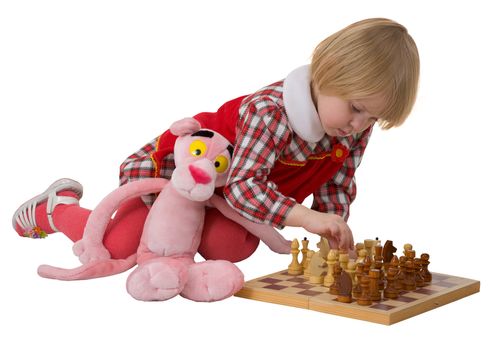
[
  {"x1": 383, "y1": 240, "x2": 397, "y2": 265},
  {"x1": 369, "y1": 269, "x2": 381, "y2": 301},
  {"x1": 352, "y1": 263, "x2": 364, "y2": 299},
  {"x1": 363, "y1": 255, "x2": 372, "y2": 276},
  {"x1": 420, "y1": 253, "x2": 432, "y2": 283},
  {"x1": 329, "y1": 263, "x2": 342, "y2": 295},
  {"x1": 337, "y1": 271, "x2": 353, "y2": 303},
  {"x1": 414, "y1": 258, "x2": 426, "y2": 287},
  {"x1": 373, "y1": 245, "x2": 385, "y2": 290},
  {"x1": 397, "y1": 256, "x2": 407, "y2": 291},
  {"x1": 403, "y1": 260, "x2": 416, "y2": 291},
  {"x1": 356, "y1": 275, "x2": 372, "y2": 306},
  {"x1": 390, "y1": 255, "x2": 402, "y2": 292},
  {"x1": 384, "y1": 266, "x2": 399, "y2": 299}
]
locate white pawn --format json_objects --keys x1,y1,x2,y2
[
  {"x1": 324, "y1": 249, "x2": 338, "y2": 287},
  {"x1": 346, "y1": 261, "x2": 358, "y2": 286},
  {"x1": 403, "y1": 243, "x2": 413, "y2": 256},
  {"x1": 303, "y1": 250, "x2": 315, "y2": 278},
  {"x1": 288, "y1": 239, "x2": 302, "y2": 275},
  {"x1": 355, "y1": 249, "x2": 367, "y2": 264},
  {"x1": 339, "y1": 252, "x2": 349, "y2": 271}
]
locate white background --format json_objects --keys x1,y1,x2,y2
[{"x1": 1, "y1": 0, "x2": 486, "y2": 348}]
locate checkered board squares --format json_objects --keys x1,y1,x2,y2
[{"x1": 235, "y1": 270, "x2": 480, "y2": 325}]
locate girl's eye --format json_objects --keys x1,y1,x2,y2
[
  {"x1": 189, "y1": 140, "x2": 207, "y2": 157},
  {"x1": 352, "y1": 104, "x2": 361, "y2": 113}
]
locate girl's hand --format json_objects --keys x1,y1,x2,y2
[
  {"x1": 284, "y1": 204, "x2": 354, "y2": 251},
  {"x1": 302, "y1": 211, "x2": 354, "y2": 250}
]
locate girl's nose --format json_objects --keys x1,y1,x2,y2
[{"x1": 350, "y1": 113, "x2": 368, "y2": 132}]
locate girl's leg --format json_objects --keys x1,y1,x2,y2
[
  {"x1": 53, "y1": 197, "x2": 149, "y2": 259},
  {"x1": 13, "y1": 179, "x2": 148, "y2": 259},
  {"x1": 198, "y1": 208, "x2": 259, "y2": 263}
]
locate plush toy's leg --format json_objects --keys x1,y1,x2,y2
[
  {"x1": 54, "y1": 197, "x2": 149, "y2": 259},
  {"x1": 198, "y1": 208, "x2": 259, "y2": 263},
  {"x1": 180, "y1": 260, "x2": 244, "y2": 302},
  {"x1": 126, "y1": 256, "x2": 192, "y2": 301}
]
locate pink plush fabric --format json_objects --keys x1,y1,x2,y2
[
  {"x1": 38, "y1": 120, "x2": 291, "y2": 302},
  {"x1": 52, "y1": 198, "x2": 260, "y2": 262}
]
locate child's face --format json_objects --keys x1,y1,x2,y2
[{"x1": 315, "y1": 93, "x2": 384, "y2": 137}]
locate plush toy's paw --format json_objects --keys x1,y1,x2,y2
[
  {"x1": 126, "y1": 257, "x2": 189, "y2": 301},
  {"x1": 181, "y1": 260, "x2": 244, "y2": 302},
  {"x1": 73, "y1": 240, "x2": 111, "y2": 264}
]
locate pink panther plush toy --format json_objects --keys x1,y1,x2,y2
[{"x1": 38, "y1": 118, "x2": 291, "y2": 302}]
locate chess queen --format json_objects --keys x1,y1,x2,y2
[{"x1": 13, "y1": 18, "x2": 419, "y2": 264}]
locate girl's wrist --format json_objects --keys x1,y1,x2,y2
[{"x1": 283, "y1": 203, "x2": 310, "y2": 227}]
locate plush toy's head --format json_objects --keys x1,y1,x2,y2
[{"x1": 170, "y1": 118, "x2": 234, "y2": 201}]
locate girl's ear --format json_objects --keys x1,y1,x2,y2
[{"x1": 170, "y1": 118, "x2": 201, "y2": 136}]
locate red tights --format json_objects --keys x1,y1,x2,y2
[{"x1": 52, "y1": 198, "x2": 259, "y2": 262}]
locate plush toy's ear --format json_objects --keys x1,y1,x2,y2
[{"x1": 170, "y1": 118, "x2": 201, "y2": 136}]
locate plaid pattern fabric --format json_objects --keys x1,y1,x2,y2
[
  {"x1": 311, "y1": 126, "x2": 372, "y2": 221},
  {"x1": 223, "y1": 81, "x2": 372, "y2": 229},
  {"x1": 119, "y1": 136, "x2": 175, "y2": 206},
  {"x1": 119, "y1": 80, "x2": 372, "y2": 226}
]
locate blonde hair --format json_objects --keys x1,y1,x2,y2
[{"x1": 311, "y1": 18, "x2": 420, "y2": 129}]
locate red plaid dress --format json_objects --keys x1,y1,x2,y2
[{"x1": 119, "y1": 69, "x2": 372, "y2": 229}]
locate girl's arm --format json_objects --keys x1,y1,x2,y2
[{"x1": 223, "y1": 96, "x2": 295, "y2": 229}]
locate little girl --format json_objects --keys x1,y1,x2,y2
[{"x1": 13, "y1": 18, "x2": 419, "y2": 262}]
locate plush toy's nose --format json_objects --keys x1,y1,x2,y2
[{"x1": 189, "y1": 164, "x2": 212, "y2": 184}]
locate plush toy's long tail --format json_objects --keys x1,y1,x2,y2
[
  {"x1": 37, "y1": 178, "x2": 169, "y2": 281},
  {"x1": 37, "y1": 254, "x2": 137, "y2": 280}
]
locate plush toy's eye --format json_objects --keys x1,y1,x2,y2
[
  {"x1": 189, "y1": 140, "x2": 207, "y2": 157},
  {"x1": 214, "y1": 155, "x2": 229, "y2": 173}
]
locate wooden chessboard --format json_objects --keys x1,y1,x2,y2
[{"x1": 235, "y1": 270, "x2": 480, "y2": 325}]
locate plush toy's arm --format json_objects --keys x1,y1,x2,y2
[
  {"x1": 74, "y1": 178, "x2": 168, "y2": 264},
  {"x1": 208, "y1": 195, "x2": 291, "y2": 254}
]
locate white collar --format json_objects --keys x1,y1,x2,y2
[{"x1": 282, "y1": 65, "x2": 325, "y2": 142}]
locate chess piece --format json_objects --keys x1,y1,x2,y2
[
  {"x1": 356, "y1": 275, "x2": 372, "y2": 306},
  {"x1": 355, "y1": 249, "x2": 367, "y2": 264},
  {"x1": 345, "y1": 261, "x2": 357, "y2": 287},
  {"x1": 317, "y1": 237, "x2": 330, "y2": 258},
  {"x1": 403, "y1": 243, "x2": 413, "y2": 256},
  {"x1": 300, "y1": 237, "x2": 310, "y2": 270},
  {"x1": 323, "y1": 249, "x2": 338, "y2": 287},
  {"x1": 405, "y1": 249, "x2": 416, "y2": 262},
  {"x1": 369, "y1": 269, "x2": 381, "y2": 301},
  {"x1": 382, "y1": 240, "x2": 397, "y2": 272},
  {"x1": 303, "y1": 250, "x2": 315, "y2": 278},
  {"x1": 363, "y1": 255, "x2": 372, "y2": 276},
  {"x1": 389, "y1": 255, "x2": 402, "y2": 292},
  {"x1": 403, "y1": 260, "x2": 416, "y2": 291},
  {"x1": 414, "y1": 258, "x2": 426, "y2": 287},
  {"x1": 352, "y1": 263, "x2": 364, "y2": 298},
  {"x1": 355, "y1": 242, "x2": 365, "y2": 258},
  {"x1": 309, "y1": 238, "x2": 330, "y2": 283},
  {"x1": 373, "y1": 245, "x2": 385, "y2": 290},
  {"x1": 396, "y1": 256, "x2": 407, "y2": 291},
  {"x1": 384, "y1": 266, "x2": 399, "y2": 299},
  {"x1": 337, "y1": 271, "x2": 353, "y2": 303},
  {"x1": 288, "y1": 239, "x2": 303, "y2": 275},
  {"x1": 339, "y1": 251, "x2": 349, "y2": 271},
  {"x1": 420, "y1": 253, "x2": 432, "y2": 283},
  {"x1": 364, "y1": 239, "x2": 377, "y2": 258},
  {"x1": 329, "y1": 263, "x2": 342, "y2": 295}
]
